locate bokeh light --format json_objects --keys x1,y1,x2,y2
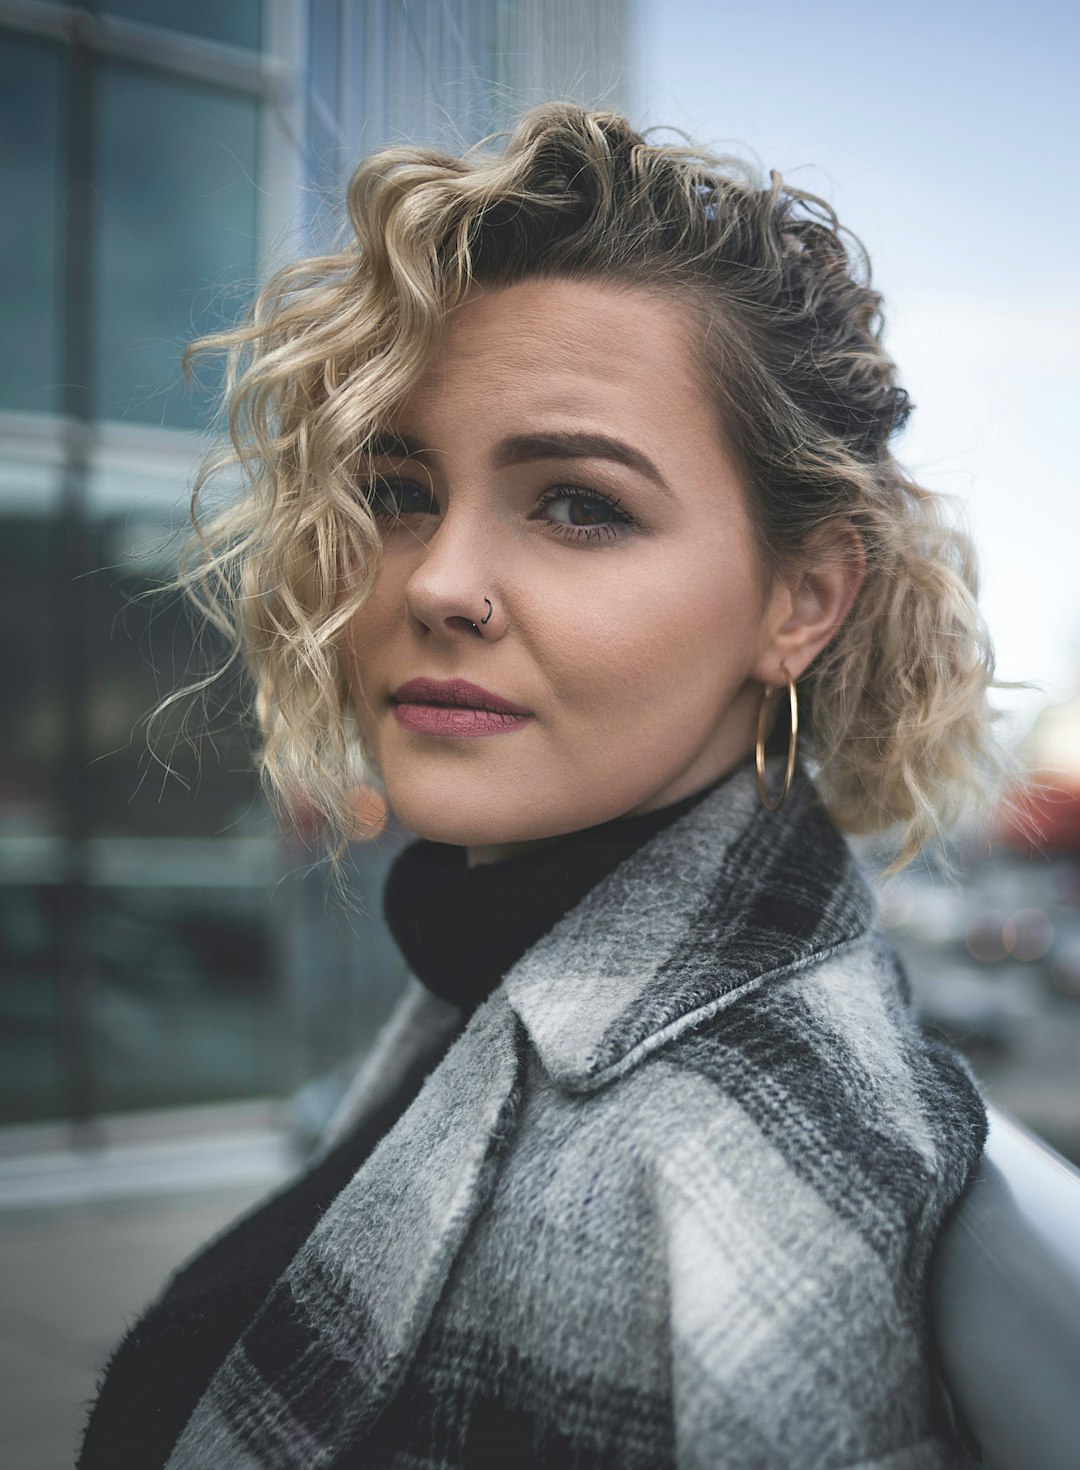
[
  {"x1": 1002, "y1": 909, "x2": 1054, "y2": 963},
  {"x1": 964, "y1": 911, "x2": 1009, "y2": 964}
]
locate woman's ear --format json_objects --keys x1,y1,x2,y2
[{"x1": 754, "y1": 519, "x2": 866, "y2": 684}]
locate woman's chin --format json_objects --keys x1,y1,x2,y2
[
  {"x1": 383, "y1": 775, "x2": 579, "y2": 851},
  {"x1": 384, "y1": 782, "x2": 524, "y2": 849}
]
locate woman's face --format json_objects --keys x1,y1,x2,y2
[{"x1": 342, "y1": 276, "x2": 798, "y2": 861}]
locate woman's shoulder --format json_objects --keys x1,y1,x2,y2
[
  {"x1": 620, "y1": 932, "x2": 986, "y2": 1470},
  {"x1": 632, "y1": 927, "x2": 988, "y2": 1253}
]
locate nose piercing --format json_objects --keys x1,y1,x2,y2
[{"x1": 468, "y1": 597, "x2": 494, "y2": 632}]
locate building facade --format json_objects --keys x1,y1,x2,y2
[{"x1": 0, "y1": 0, "x2": 635, "y2": 1132}]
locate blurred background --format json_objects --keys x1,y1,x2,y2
[{"x1": 0, "y1": 2, "x2": 1076, "y2": 1466}]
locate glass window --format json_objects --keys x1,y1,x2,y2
[
  {"x1": 0, "y1": 484, "x2": 282, "y2": 1125},
  {"x1": 0, "y1": 875, "x2": 65, "y2": 1123},
  {"x1": 96, "y1": 64, "x2": 260, "y2": 429},
  {"x1": 0, "y1": 476, "x2": 63, "y2": 1124},
  {"x1": 102, "y1": 0, "x2": 263, "y2": 54},
  {"x1": 75, "y1": 494, "x2": 261, "y2": 839},
  {"x1": 0, "y1": 487, "x2": 61, "y2": 838},
  {"x1": 91, "y1": 878, "x2": 278, "y2": 1115},
  {"x1": 0, "y1": 34, "x2": 62, "y2": 414},
  {"x1": 308, "y1": 0, "x2": 341, "y2": 117}
]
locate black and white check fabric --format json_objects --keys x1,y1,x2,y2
[{"x1": 166, "y1": 762, "x2": 986, "y2": 1469}]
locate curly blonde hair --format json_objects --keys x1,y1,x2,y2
[{"x1": 178, "y1": 101, "x2": 1009, "y2": 869}]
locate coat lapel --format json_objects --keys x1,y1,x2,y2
[
  {"x1": 502, "y1": 760, "x2": 879, "y2": 1092},
  {"x1": 166, "y1": 994, "x2": 525, "y2": 1469}
]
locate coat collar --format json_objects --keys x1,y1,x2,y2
[{"x1": 501, "y1": 760, "x2": 880, "y2": 1093}]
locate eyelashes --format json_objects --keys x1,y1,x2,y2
[
  {"x1": 358, "y1": 478, "x2": 637, "y2": 544},
  {"x1": 531, "y1": 485, "x2": 635, "y2": 542}
]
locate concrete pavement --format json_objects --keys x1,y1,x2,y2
[{"x1": 0, "y1": 1106, "x2": 296, "y2": 1470}]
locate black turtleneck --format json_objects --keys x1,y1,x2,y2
[
  {"x1": 77, "y1": 768, "x2": 735, "y2": 1470},
  {"x1": 382, "y1": 769, "x2": 735, "y2": 1016}
]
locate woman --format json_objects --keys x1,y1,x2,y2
[{"x1": 79, "y1": 104, "x2": 1004, "y2": 1469}]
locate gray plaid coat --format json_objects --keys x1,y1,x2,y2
[{"x1": 165, "y1": 763, "x2": 986, "y2": 1469}]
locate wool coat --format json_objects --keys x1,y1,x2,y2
[{"x1": 164, "y1": 763, "x2": 987, "y2": 1470}]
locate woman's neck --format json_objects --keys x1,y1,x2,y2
[{"x1": 465, "y1": 755, "x2": 753, "y2": 868}]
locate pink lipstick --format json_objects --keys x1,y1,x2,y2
[{"x1": 390, "y1": 677, "x2": 534, "y2": 738}]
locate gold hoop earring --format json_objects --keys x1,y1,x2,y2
[{"x1": 755, "y1": 664, "x2": 799, "y2": 812}]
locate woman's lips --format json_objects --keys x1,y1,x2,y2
[
  {"x1": 393, "y1": 704, "x2": 533, "y2": 737},
  {"x1": 390, "y1": 676, "x2": 534, "y2": 738}
]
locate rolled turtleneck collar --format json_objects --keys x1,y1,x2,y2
[{"x1": 382, "y1": 765, "x2": 743, "y2": 1016}]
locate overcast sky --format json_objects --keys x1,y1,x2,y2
[{"x1": 634, "y1": 0, "x2": 1079, "y2": 741}]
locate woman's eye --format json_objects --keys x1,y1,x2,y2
[
  {"x1": 538, "y1": 489, "x2": 632, "y2": 542},
  {"x1": 361, "y1": 478, "x2": 437, "y2": 521},
  {"x1": 534, "y1": 486, "x2": 634, "y2": 543}
]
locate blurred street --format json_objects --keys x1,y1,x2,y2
[
  {"x1": 0, "y1": 1104, "x2": 295, "y2": 1470},
  {"x1": 881, "y1": 844, "x2": 1080, "y2": 1168}
]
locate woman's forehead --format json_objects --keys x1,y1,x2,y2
[
  {"x1": 444, "y1": 274, "x2": 693, "y2": 356},
  {"x1": 389, "y1": 277, "x2": 716, "y2": 437}
]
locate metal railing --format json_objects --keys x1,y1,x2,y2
[{"x1": 931, "y1": 1104, "x2": 1080, "y2": 1470}]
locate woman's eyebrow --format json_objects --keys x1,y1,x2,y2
[
  {"x1": 365, "y1": 428, "x2": 671, "y2": 495},
  {"x1": 365, "y1": 431, "x2": 427, "y2": 460},
  {"x1": 492, "y1": 430, "x2": 671, "y2": 492}
]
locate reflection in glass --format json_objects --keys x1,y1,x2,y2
[
  {"x1": 102, "y1": 0, "x2": 262, "y2": 53},
  {"x1": 0, "y1": 505, "x2": 59, "y2": 832},
  {"x1": 0, "y1": 486, "x2": 277, "y2": 1123},
  {"x1": 0, "y1": 35, "x2": 62, "y2": 413},
  {"x1": 96, "y1": 64, "x2": 260, "y2": 428}
]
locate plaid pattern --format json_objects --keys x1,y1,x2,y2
[{"x1": 166, "y1": 763, "x2": 986, "y2": 1469}]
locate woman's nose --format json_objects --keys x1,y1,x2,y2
[{"x1": 402, "y1": 519, "x2": 505, "y2": 640}]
